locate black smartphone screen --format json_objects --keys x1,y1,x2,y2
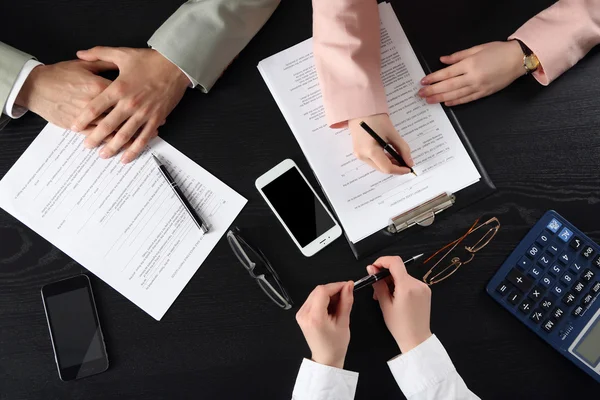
[
  {"x1": 42, "y1": 275, "x2": 108, "y2": 380},
  {"x1": 262, "y1": 167, "x2": 336, "y2": 247}
]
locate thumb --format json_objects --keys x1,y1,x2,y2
[
  {"x1": 369, "y1": 266, "x2": 392, "y2": 310},
  {"x1": 80, "y1": 60, "x2": 119, "y2": 74},
  {"x1": 77, "y1": 46, "x2": 122, "y2": 64},
  {"x1": 388, "y1": 132, "x2": 414, "y2": 168},
  {"x1": 337, "y1": 281, "x2": 354, "y2": 324}
]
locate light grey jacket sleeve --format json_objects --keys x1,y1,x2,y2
[
  {"x1": 148, "y1": 0, "x2": 280, "y2": 93},
  {"x1": 0, "y1": 41, "x2": 34, "y2": 129}
]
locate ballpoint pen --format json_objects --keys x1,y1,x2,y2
[
  {"x1": 152, "y1": 153, "x2": 209, "y2": 234},
  {"x1": 359, "y1": 121, "x2": 417, "y2": 176},
  {"x1": 353, "y1": 253, "x2": 424, "y2": 291}
]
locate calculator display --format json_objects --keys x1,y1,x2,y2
[{"x1": 573, "y1": 318, "x2": 600, "y2": 367}]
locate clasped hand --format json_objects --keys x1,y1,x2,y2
[{"x1": 296, "y1": 256, "x2": 432, "y2": 369}]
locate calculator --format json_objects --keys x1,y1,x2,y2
[{"x1": 487, "y1": 210, "x2": 600, "y2": 383}]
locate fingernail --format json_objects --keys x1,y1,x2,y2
[
  {"x1": 420, "y1": 77, "x2": 428, "y2": 85},
  {"x1": 71, "y1": 124, "x2": 79, "y2": 132},
  {"x1": 417, "y1": 89, "x2": 425, "y2": 97},
  {"x1": 84, "y1": 141, "x2": 94, "y2": 149},
  {"x1": 121, "y1": 152, "x2": 133, "y2": 164},
  {"x1": 99, "y1": 148, "x2": 109, "y2": 159},
  {"x1": 366, "y1": 265, "x2": 373, "y2": 274}
]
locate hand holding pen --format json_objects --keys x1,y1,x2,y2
[{"x1": 348, "y1": 114, "x2": 415, "y2": 175}]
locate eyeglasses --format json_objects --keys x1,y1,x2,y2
[
  {"x1": 421, "y1": 217, "x2": 500, "y2": 285},
  {"x1": 227, "y1": 227, "x2": 293, "y2": 310}
]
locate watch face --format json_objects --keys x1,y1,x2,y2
[{"x1": 525, "y1": 55, "x2": 540, "y2": 72}]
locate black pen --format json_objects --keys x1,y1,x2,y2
[
  {"x1": 359, "y1": 121, "x2": 417, "y2": 176},
  {"x1": 152, "y1": 153, "x2": 209, "y2": 234},
  {"x1": 353, "y1": 253, "x2": 424, "y2": 292}
]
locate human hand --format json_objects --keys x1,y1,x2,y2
[
  {"x1": 348, "y1": 114, "x2": 414, "y2": 175},
  {"x1": 368, "y1": 256, "x2": 432, "y2": 353},
  {"x1": 296, "y1": 281, "x2": 354, "y2": 369},
  {"x1": 14, "y1": 60, "x2": 116, "y2": 129},
  {"x1": 418, "y1": 41, "x2": 525, "y2": 106},
  {"x1": 72, "y1": 47, "x2": 191, "y2": 164}
]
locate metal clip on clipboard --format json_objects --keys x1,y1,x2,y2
[{"x1": 387, "y1": 193, "x2": 456, "y2": 234}]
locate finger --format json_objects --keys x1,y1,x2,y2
[
  {"x1": 366, "y1": 265, "x2": 381, "y2": 300},
  {"x1": 84, "y1": 107, "x2": 129, "y2": 151},
  {"x1": 370, "y1": 150, "x2": 411, "y2": 175},
  {"x1": 439, "y1": 45, "x2": 485, "y2": 65},
  {"x1": 78, "y1": 60, "x2": 119, "y2": 73},
  {"x1": 76, "y1": 46, "x2": 124, "y2": 64},
  {"x1": 73, "y1": 89, "x2": 119, "y2": 133},
  {"x1": 418, "y1": 75, "x2": 469, "y2": 98},
  {"x1": 421, "y1": 63, "x2": 464, "y2": 85},
  {"x1": 306, "y1": 282, "x2": 347, "y2": 310},
  {"x1": 101, "y1": 113, "x2": 146, "y2": 159},
  {"x1": 425, "y1": 86, "x2": 477, "y2": 104},
  {"x1": 387, "y1": 134, "x2": 414, "y2": 168},
  {"x1": 121, "y1": 120, "x2": 159, "y2": 164},
  {"x1": 444, "y1": 91, "x2": 486, "y2": 107},
  {"x1": 336, "y1": 281, "x2": 354, "y2": 323},
  {"x1": 372, "y1": 256, "x2": 409, "y2": 280},
  {"x1": 369, "y1": 265, "x2": 392, "y2": 310}
]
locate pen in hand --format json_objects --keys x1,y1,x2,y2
[
  {"x1": 359, "y1": 121, "x2": 417, "y2": 176},
  {"x1": 152, "y1": 153, "x2": 209, "y2": 234},
  {"x1": 353, "y1": 253, "x2": 424, "y2": 291}
]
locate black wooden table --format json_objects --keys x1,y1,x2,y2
[{"x1": 1, "y1": 0, "x2": 599, "y2": 398}]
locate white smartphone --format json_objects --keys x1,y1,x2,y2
[{"x1": 256, "y1": 159, "x2": 342, "y2": 257}]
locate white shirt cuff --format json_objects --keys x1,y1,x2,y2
[
  {"x1": 292, "y1": 358, "x2": 358, "y2": 400},
  {"x1": 3, "y1": 59, "x2": 43, "y2": 118},
  {"x1": 387, "y1": 334, "x2": 457, "y2": 397},
  {"x1": 151, "y1": 47, "x2": 197, "y2": 89}
]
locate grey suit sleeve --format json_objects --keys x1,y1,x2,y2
[
  {"x1": 148, "y1": 0, "x2": 280, "y2": 93},
  {"x1": 0, "y1": 41, "x2": 34, "y2": 128}
]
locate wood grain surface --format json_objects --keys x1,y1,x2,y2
[{"x1": 1, "y1": 0, "x2": 599, "y2": 398}]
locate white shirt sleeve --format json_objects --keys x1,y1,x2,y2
[
  {"x1": 151, "y1": 47, "x2": 197, "y2": 89},
  {"x1": 387, "y1": 335, "x2": 480, "y2": 400},
  {"x1": 291, "y1": 358, "x2": 358, "y2": 400},
  {"x1": 3, "y1": 59, "x2": 43, "y2": 118}
]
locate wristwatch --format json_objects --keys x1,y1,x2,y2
[{"x1": 513, "y1": 39, "x2": 540, "y2": 74}]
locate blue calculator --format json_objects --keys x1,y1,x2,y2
[{"x1": 487, "y1": 210, "x2": 600, "y2": 383}]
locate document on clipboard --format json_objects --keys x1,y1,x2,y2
[{"x1": 258, "y1": 2, "x2": 481, "y2": 245}]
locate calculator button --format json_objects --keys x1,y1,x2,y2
[
  {"x1": 562, "y1": 292, "x2": 576, "y2": 306},
  {"x1": 582, "y1": 293, "x2": 594, "y2": 306},
  {"x1": 591, "y1": 281, "x2": 600, "y2": 294},
  {"x1": 517, "y1": 256, "x2": 532, "y2": 270},
  {"x1": 537, "y1": 254, "x2": 551, "y2": 268},
  {"x1": 528, "y1": 287, "x2": 544, "y2": 302},
  {"x1": 519, "y1": 299, "x2": 533, "y2": 314},
  {"x1": 508, "y1": 291, "x2": 521, "y2": 305},
  {"x1": 529, "y1": 266, "x2": 543, "y2": 279},
  {"x1": 582, "y1": 246, "x2": 595, "y2": 259},
  {"x1": 573, "y1": 281, "x2": 586, "y2": 295},
  {"x1": 549, "y1": 264, "x2": 562, "y2": 277},
  {"x1": 542, "y1": 319, "x2": 556, "y2": 333},
  {"x1": 569, "y1": 237, "x2": 584, "y2": 251},
  {"x1": 569, "y1": 262, "x2": 584, "y2": 274},
  {"x1": 582, "y1": 269, "x2": 595, "y2": 283},
  {"x1": 593, "y1": 254, "x2": 600, "y2": 269},
  {"x1": 530, "y1": 309, "x2": 544, "y2": 324},
  {"x1": 536, "y1": 234, "x2": 550, "y2": 247},
  {"x1": 572, "y1": 305, "x2": 584, "y2": 317},
  {"x1": 558, "y1": 252, "x2": 571, "y2": 265},
  {"x1": 552, "y1": 285, "x2": 564, "y2": 296},
  {"x1": 558, "y1": 227, "x2": 573, "y2": 243},
  {"x1": 547, "y1": 244, "x2": 560, "y2": 256},
  {"x1": 506, "y1": 269, "x2": 534, "y2": 292},
  {"x1": 546, "y1": 218, "x2": 562, "y2": 233},
  {"x1": 551, "y1": 307, "x2": 565, "y2": 321},
  {"x1": 541, "y1": 298, "x2": 554, "y2": 311},
  {"x1": 496, "y1": 282, "x2": 510, "y2": 296},
  {"x1": 560, "y1": 272, "x2": 574, "y2": 287},
  {"x1": 540, "y1": 275, "x2": 553, "y2": 289},
  {"x1": 527, "y1": 244, "x2": 541, "y2": 259}
]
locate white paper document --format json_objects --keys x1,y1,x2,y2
[
  {"x1": 0, "y1": 124, "x2": 246, "y2": 320},
  {"x1": 258, "y1": 2, "x2": 480, "y2": 243}
]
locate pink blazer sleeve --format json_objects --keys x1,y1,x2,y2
[
  {"x1": 312, "y1": 0, "x2": 388, "y2": 128},
  {"x1": 509, "y1": 0, "x2": 600, "y2": 85}
]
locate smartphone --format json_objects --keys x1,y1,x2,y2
[
  {"x1": 256, "y1": 159, "x2": 342, "y2": 257},
  {"x1": 41, "y1": 274, "x2": 109, "y2": 381}
]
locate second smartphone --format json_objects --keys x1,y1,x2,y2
[{"x1": 256, "y1": 159, "x2": 342, "y2": 257}]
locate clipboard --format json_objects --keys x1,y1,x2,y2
[{"x1": 315, "y1": 44, "x2": 496, "y2": 260}]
